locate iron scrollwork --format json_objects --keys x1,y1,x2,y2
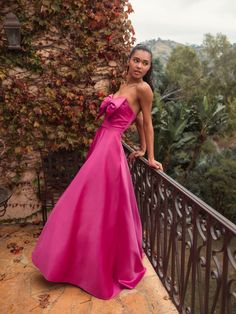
[{"x1": 123, "y1": 142, "x2": 236, "y2": 314}]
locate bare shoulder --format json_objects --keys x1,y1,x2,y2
[{"x1": 136, "y1": 81, "x2": 153, "y2": 104}]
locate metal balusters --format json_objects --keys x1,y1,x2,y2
[{"x1": 123, "y1": 142, "x2": 236, "y2": 314}]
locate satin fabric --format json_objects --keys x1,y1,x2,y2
[{"x1": 31, "y1": 94, "x2": 146, "y2": 299}]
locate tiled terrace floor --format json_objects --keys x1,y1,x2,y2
[{"x1": 0, "y1": 224, "x2": 177, "y2": 314}]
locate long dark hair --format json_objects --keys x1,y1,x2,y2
[{"x1": 129, "y1": 44, "x2": 154, "y2": 91}]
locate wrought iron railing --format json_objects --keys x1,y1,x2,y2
[{"x1": 123, "y1": 142, "x2": 236, "y2": 314}]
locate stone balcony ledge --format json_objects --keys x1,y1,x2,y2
[{"x1": 0, "y1": 224, "x2": 177, "y2": 313}]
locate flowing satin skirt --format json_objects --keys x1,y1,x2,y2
[{"x1": 31, "y1": 125, "x2": 146, "y2": 299}]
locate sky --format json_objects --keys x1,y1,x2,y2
[{"x1": 129, "y1": 0, "x2": 236, "y2": 45}]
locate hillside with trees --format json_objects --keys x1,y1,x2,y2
[
  {"x1": 148, "y1": 34, "x2": 236, "y2": 222},
  {"x1": 143, "y1": 38, "x2": 184, "y2": 65}
]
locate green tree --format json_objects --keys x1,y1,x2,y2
[
  {"x1": 152, "y1": 98, "x2": 196, "y2": 172},
  {"x1": 227, "y1": 98, "x2": 236, "y2": 136},
  {"x1": 165, "y1": 46, "x2": 203, "y2": 102},
  {"x1": 185, "y1": 96, "x2": 227, "y2": 173},
  {"x1": 152, "y1": 57, "x2": 166, "y2": 92},
  {"x1": 202, "y1": 33, "x2": 236, "y2": 104},
  {"x1": 183, "y1": 149, "x2": 236, "y2": 223},
  {"x1": 152, "y1": 96, "x2": 227, "y2": 175}
]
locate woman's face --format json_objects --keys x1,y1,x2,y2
[{"x1": 128, "y1": 49, "x2": 152, "y2": 80}]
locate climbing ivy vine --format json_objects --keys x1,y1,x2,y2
[{"x1": 0, "y1": 0, "x2": 135, "y2": 182}]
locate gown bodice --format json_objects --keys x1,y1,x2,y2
[{"x1": 97, "y1": 94, "x2": 136, "y2": 132}]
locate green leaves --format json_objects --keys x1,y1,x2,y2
[
  {"x1": 165, "y1": 45, "x2": 202, "y2": 101},
  {"x1": 194, "y1": 96, "x2": 227, "y2": 136},
  {"x1": 184, "y1": 148, "x2": 236, "y2": 222},
  {"x1": 202, "y1": 33, "x2": 236, "y2": 104},
  {"x1": 153, "y1": 101, "x2": 195, "y2": 169},
  {"x1": 153, "y1": 95, "x2": 227, "y2": 174}
]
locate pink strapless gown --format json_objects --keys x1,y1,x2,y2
[{"x1": 31, "y1": 94, "x2": 146, "y2": 299}]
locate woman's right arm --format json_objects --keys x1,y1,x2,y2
[
  {"x1": 135, "y1": 112, "x2": 146, "y2": 153},
  {"x1": 137, "y1": 83, "x2": 163, "y2": 171},
  {"x1": 128, "y1": 112, "x2": 146, "y2": 161}
]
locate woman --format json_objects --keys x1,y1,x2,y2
[
  {"x1": 31, "y1": 44, "x2": 163, "y2": 300},
  {"x1": 114, "y1": 44, "x2": 163, "y2": 170}
]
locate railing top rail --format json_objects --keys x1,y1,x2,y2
[{"x1": 122, "y1": 141, "x2": 236, "y2": 234}]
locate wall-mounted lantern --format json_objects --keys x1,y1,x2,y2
[{"x1": 3, "y1": 12, "x2": 21, "y2": 50}]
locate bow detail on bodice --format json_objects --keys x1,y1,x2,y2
[{"x1": 97, "y1": 94, "x2": 126, "y2": 119}]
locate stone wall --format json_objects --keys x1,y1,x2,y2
[{"x1": 0, "y1": 154, "x2": 42, "y2": 223}]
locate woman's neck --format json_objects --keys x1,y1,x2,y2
[{"x1": 123, "y1": 74, "x2": 143, "y2": 86}]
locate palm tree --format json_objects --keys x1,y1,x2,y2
[
  {"x1": 185, "y1": 96, "x2": 227, "y2": 173},
  {"x1": 152, "y1": 96, "x2": 227, "y2": 175},
  {"x1": 152, "y1": 100, "x2": 196, "y2": 171}
]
